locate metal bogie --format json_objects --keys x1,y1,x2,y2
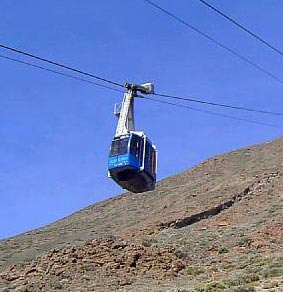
[{"x1": 124, "y1": 82, "x2": 154, "y2": 95}]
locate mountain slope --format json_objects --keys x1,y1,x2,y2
[{"x1": 0, "y1": 138, "x2": 282, "y2": 291}]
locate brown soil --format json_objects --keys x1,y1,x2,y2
[{"x1": 0, "y1": 138, "x2": 282, "y2": 291}]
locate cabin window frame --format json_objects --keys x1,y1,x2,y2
[{"x1": 110, "y1": 137, "x2": 130, "y2": 157}]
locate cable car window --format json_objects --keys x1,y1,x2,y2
[
  {"x1": 110, "y1": 140, "x2": 119, "y2": 157},
  {"x1": 110, "y1": 137, "x2": 129, "y2": 156},
  {"x1": 151, "y1": 150, "x2": 156, "y2": 175},
  {"x1": 130, "y1": 135, "x2": 138, "y2": 156},
  {"x1": 145, "y1": 141, "x2": 151, "y2": 166},
  {"x1": 139, "y1": 137, "x2": 144, "y2": 164},
  {"x1": 130, "y1": 135, "x2": 142, "y2": 158},
  {"x1": 149, "y1": 147, "x2": 153, "y2": 173},
  {"x1": 118, "y1": 138, "x2": 129, "y2": 155}
]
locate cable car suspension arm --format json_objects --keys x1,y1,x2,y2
[{"x1": 114, "y1": 83, "x2": 154, "y2": 137}]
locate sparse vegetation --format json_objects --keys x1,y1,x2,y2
[
  {"x1": 174, "y1": 249, "x2": 189, "y2": 260},
  {"x1": 262, "y1": 267, "x2": 283, "y2": 278},
  {"x1": 186, "y1": 265, "x2": 205, "y2": 276},
  {"x1": 141, "y1": 237, "x2": 157, "y2": 247},
  {"x1": 223, "y1": 273, "x2": 259, "y2": 287},
  {"x1": 50, "y1": 279, "x2": 63, "y2": 290},
  {"x1": 237, "y1": 237, "x2": 251, "y2": 247},
  {"x1": 196, "y1": 281, "x2": 227, "y2": 292},
  {"x1": 227, "y1": 286, "x2": 256, "y2": 292},
  {"x1": 218, "y1": 246, "x2": 230, "y2": 254}
]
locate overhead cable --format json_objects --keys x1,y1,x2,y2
[
  {"x1": 1, "y1": 53, "x2": 281, "y2": 128},
  {"x1": 0, "y1": 54, "x2": 124, "y2": 93},
  {"x1": 197, "y1": 0, "x2": 283, "y2": 58},
  {"x1": 1, "y1": 52, "x2": 282, "y2": 118},
  {"x1": 143, "y1": 0, "x2": 283, "y2": 85},
  {"x1": 0, "y1": 43, "x2": 124, "y2": 88},
  {"x1": 141, "y1": 96, "x2": 283, "y2": 129},
  {"x1": 153, "y1": 92, "x2": 283, "y2": 116}
]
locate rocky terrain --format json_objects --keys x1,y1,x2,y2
[{"x1": 0, "y1": 138, "x2": 282, "y2": 291}]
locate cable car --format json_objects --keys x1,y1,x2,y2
[
  {"x1": 108, "y1": 132, "x2": 157, "y2": 193},
  {"x1": 108, "y1": 82, "x2": 157, "y2": 193}
]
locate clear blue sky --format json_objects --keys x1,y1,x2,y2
[{"x1": 1, "y1": 0, "x2": 282, "y2": 239}]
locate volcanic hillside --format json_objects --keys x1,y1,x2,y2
[{"x1": 0, "y1": 138, "x2": 282, "y2": 291}]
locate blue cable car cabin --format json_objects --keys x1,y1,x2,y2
[{"x1": 108, "y1": 132, "x2": 157, "y2": 193}]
